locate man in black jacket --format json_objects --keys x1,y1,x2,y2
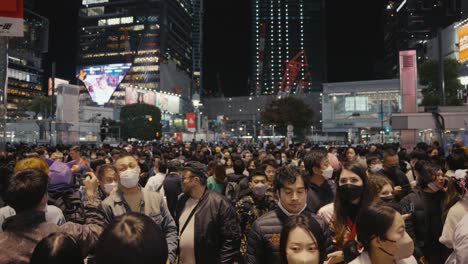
[
  {"x1": 380, "y1": 149, "x2": 411, "y2": 201},
  {"x1": 246, "y1": 165, "x2": 332, "y2": 264},
  {"x1": 175, "y1": 161, "x2": 241, "y2": 264}
]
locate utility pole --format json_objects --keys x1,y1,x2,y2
[
  {"x1": 0, "y1": 37, "x2": 8, "y2": 152},
  {"x1": 438, "y1": 28, "x2": 446, "y2": 106},
  {"x1": 380, "y1": 100, "x2": 384, "y2": 144}
]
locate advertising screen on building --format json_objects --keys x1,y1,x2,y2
[
  {"x1": 78, "y1": 63, "x2": 131, "y2": 105},
  {"x1": 459, "y1": 24, "x2": 468, "y2": 62},
  {"x1": 125, "y1": 87, "x2": 156, "y2": 105}
]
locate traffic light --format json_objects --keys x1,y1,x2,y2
[
  {"x1": 385, "y1": 126, "x2": 390, "y2": 134},
  {"x1": 148, "y1": 117, "x2": 153, "y2": 122}
]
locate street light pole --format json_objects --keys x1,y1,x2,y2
[{"x1": 380, "y1": 100, "x2": 384, "y2": 144}]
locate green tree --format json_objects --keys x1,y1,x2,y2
[
  {"x1": 25, "y1": 96, "x2": 51, "y2": 118},
  {"x1": 120, "y1": 103, "x2": 162, "y2": 141},
  {"x1": 419, "y1": 58, "x2": 463, "y2": 106},
  {"x1": 261, "y1": 96, "x2": 313, "y2": 139}
]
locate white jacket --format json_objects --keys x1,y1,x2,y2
[
  {"x1": 440, "y1": 196, "x2": 468, "y2": 248},
  {"x1": 445, "y1": 213, "x2": 468, "y2": 264},
  {"x1": 349, "y1": 251, "x2": 417, "y2": 264}
]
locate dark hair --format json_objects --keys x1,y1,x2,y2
[
  {"x1": 95, "y1": 213, "x2": 168, "y2": 264},
  {"x1": 366, "y1": 153, "x2": 382, "y2": 167},
  {"x1": 443, "y1": 171, "x2": 468, "y2": 222},
  {"x1": 446, "y1": 152, "x2": 465, "y2": 171},
  {"x1": 261, "y1": 158, "x2": 277, "y2": 169},
  {"x1": 70, "y1": 146, "x2": 80, "y2": 153},
  {"x1": 279, "y1": 215, "x2": 326, "y2": 264},
  {"x1": 248, "y1": 168, "x2": 267, "y2": 182},
  {"x1": 233, "y1": 158, "x2": 245, "y2": 174},
  {"x1": 97, "y1": 164, "x2": 118, "y2": 181},
  {"x1": 303, "y1": 150, "x2": 327, "y2": 174},
  {"x1": 157, "y1": 159, "x2": 168, "y2": 174},
  {"x1": 414, "y1": 160, "x2": 438, "y2": 189},
  {"x1": 90, "y1": 159, "x2": 106, "y2": 172},
  {"x1": 5, "y1": 169, "x2": 48, "y2": 212},
  {"x1": 383, "y1": 149, "x2": 397, "y2": 161},
  {"x1": 332, "y1": 162, "x2": 372, "y2": 248},
  {"x1": 30, "y1": 233, "x2": 83, "y2": 264},
  {"x1": 273, "y1": 165, "x2": 309, "y2": 192},
  {"x1": 356, "y1": 203, "x2": 397, "y2": 251}
]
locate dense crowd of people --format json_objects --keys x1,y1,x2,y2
[{"x1": 0, "y1": 137, "x2": 467, "y2": 264}]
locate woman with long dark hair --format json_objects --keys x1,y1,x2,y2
[{"x1": 323, "y1": 162, "x2": 373, "y2": 264}]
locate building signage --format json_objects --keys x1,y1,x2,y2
[
  {"x1": 458, "y1": 24, "x2": 468, "y2": 62},
  {"x1": 0, "y1": 0, "x2": 23, "y2": 37}
]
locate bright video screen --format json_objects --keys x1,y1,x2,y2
[{"x1": 77, "y1": 63, "x2": 131, "y2": 105}]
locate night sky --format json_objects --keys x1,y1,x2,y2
[{"x1": 36, "y1": 0, "x2": 386, "y2": 97}]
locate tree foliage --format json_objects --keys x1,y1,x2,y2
[
  {"x1": 25, "y1": 96, "x2": 51, "y2": 118},
  {"x1": 419, "y1": 58, "x2": 463, "y2": 106},
  {"x1": 120, "y1": 103, "x2": 162, "y2": 141},
  {"x1": 261, "y1": 96, "x2": 313, "y2": 138}
]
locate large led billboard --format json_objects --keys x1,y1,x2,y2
[
  {"x1": 77, "y1": 63, "x2": 131, "y2": 105},
  {"x1": 458, "y1": 24, "x2": 468, "y2": 62},
  {"x1": 124, "y1": 86, "x2": 181, "y2": 114}
]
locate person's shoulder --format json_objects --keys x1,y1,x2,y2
[
  {"x1": 398, "y1": 256, "x2": 418, "y2": 264},
  {"x1": 46, "y1": 205, "x2": 64, "y2": 214}
]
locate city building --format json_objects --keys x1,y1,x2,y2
[
  {"x1": 191, "y1": 0, "x2": 203, "y2": 96},
  {"x1": 251, "y1": 0, "x2": 326, "y2": 95},
  {"x1": 202, "y1": 94, "x2": 321, "y2": 139},
  {"x1": 78, "y1": 0, "x2": 193, "y2": 111},
  {"x1": 322, "y1": 79, "x2": 401, "y2": 143},
  {"x1": 384, "y1": 0, "x2": 462, "y2": 77},
  {"x1": 6, "y1": 8, "x2": 48, "y2": 113}
]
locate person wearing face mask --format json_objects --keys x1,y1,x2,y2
[
  {"x1": 246, "y1": 165, "x2": 332, "y2": 264},
  {"x1": 324, "y1": 162, "x2": 373, "y2": 264},
  {"x1": 366, "y1": 154, "x2": 384, "y2": 177},
  {"x1": 279, "y1": 215, "x2": 327, "y2": 264},
  {"x1": 303, "y1": 150, "x2": 336, "y2": 214},
  {"x1": 381, "y1": 149, "x2": 411, "y2": 202},
  {"x1": 368, "y1": 175, "x2": 395, "y2": 204},
  {"x1": 399, "y1": 160, "x2": 449, "y2": 264},
  {"x1": 83, "y1": 164, "x2": 119, "y2": 202},
  {"x1": 346, "y1": 203, "x2": 417, "y2": 264},
  {"x1": 100, "y1": 154, "x2": 178, "y2": 264},
  {"x1": 236, "y1": 169, "x2": 277, "y2": 262}
]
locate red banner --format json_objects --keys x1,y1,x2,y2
[
  {"x1": 186, "y1": 112, "x2": 196, "y2": 129},
  {"x1": 0, "y1": 0, "x2": 23, "y2": 37}
]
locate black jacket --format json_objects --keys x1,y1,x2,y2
[
  {"x1": 175, "y1": 189, "x2": 241, "y2": 264},
  {"x1": 380, "y1": 168, "x2": 411, "y2": 201},
  {"x1": 399, "y1": 189, "x2": 448, "y2": 263},
  {"x1": 306, "y1": 179, "x2": 336, "y2": 213},
  {"x1": 164, "y1": 172, "x2": 182, "y2": 218},
  {"x1": 246, "y1": 208, "x2": 333, "y2": 264}
]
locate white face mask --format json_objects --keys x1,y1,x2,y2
[
  {"x1": 251, "y1": 183, "x2": 268, "y2": 196},
  {"x1": 287, "y1": 254, "x2": 318, "y2": 264},
  {"x1": 322, "y1": 166, "x2": 334, "y2": 180},
  {"x1": 119, "y1": 168, "x2": 140, "y2": 188},
  {"x1": 104, "y1": 182, "x2": 118, "y2": 194},
  {"x1": 370, "y1": 164, "x2": 383, "y2": 173}
]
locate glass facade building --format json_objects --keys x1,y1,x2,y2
[
  {"x1": 78, "y1": 0, "x2": 193, "y2": 106},
  {"x1": 251, "y1": 0, "x2": 326, "y2": 95},
  {"x1": 6, "y1": 9, "x2": 48, "y2": 112},
  {"x1": 322, "y1": 79, "x2": 401, "y2": 143}
]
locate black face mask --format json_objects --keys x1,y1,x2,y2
[
  {"x1": 380, "y1": 195, "x2": 395, "y2": 203},
  {"x1": 339, "y1": 184, "x2": 363, "y2": 201}
]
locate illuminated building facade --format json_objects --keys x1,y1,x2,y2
[
  {"x1": 191, "y1": 0, "x2": 203, "y2": 95},
  {"x1": 78, "y1": 0, "x2": 193, "y2": 106},
  {"x1": 251, "y1": 0, "x2": 326, "y2": 95},
  {"x1": 6, "y1": 9, "x2": 49, "y2": 112}
]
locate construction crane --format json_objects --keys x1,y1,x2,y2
[{"x1": 280, "y1": 49, "x2": 312, "y2": 95}]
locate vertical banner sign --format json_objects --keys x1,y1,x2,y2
[
  {"x1": 0, "y1": 0, "x2": 24, "y2": 37},
  {"x1": 186, "y1": 112, "x2": 196, "y2": 129},
  {"x1": 458, "y1": 24, "x2": 468, "y2": 62},
  {"x1": 399, "y1": 50, "x2": 417, "y2": 113}
]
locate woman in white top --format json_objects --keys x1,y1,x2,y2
[
  {"x1": 440, "y1": 169, "x2": 468, "y2": 249},
  {"x1": 348, "y1": 203, "x2": 417, "y2": 264}
]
